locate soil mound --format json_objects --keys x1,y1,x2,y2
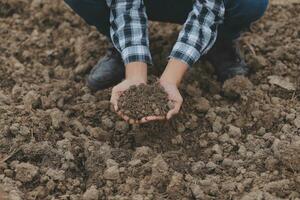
[{"x1": 118, "y1": 83, "x2": 170, "y2": 120}]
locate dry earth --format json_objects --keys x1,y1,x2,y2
[{"x1": 0, "y1": 0, "x2": 300, "y2": 199}]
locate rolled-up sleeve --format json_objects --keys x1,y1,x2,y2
[
  {"x1": 170, "y1": 0, "x2": 225, "y2": 66},
  {"x1": 106, "y1": 0, "x2": 152, "y2": 65}
]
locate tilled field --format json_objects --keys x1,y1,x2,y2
[{"x1": 0, "y1": 0, "x2": 300, "y2": 199}]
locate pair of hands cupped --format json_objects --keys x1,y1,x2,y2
[{"x1": 110, "y1": 79, "x2": 183, "y2": 124}]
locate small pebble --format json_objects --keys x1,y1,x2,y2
[
  {"x1": 195, "y1": 97, "x2": 210, "y2": 113},
  {"x1": 228, "y1": 125, "x2": 242, "y2": 138},
  {"x1": 206, "y1": 161, "x2": 217, "y2": 171},
  {"x1": 82, "y1": 186, "x2": 99, "y2": 200},
  {"x1": 103, "y1": 166, "x2": 120, "y2": 180},
  {"x1": 191, "y1": 161, "x2": 205, "y2": 174}
]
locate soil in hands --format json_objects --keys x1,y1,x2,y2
[{"x1": 118, "y1": 83, "x2": 171, "y2": 120}]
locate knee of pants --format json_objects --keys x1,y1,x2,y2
[
  {"x1": 64, "y1": 0, "x2": 92, "y2": 19},
  {"x1": 64, "y1": 0, "x2": 109, "y2": 29},
  {"x1": 237, "y1": 0, "x2": 269, "y2": 23},
  {"x1": 64, "y1": 0, "x2": 111, "y2": 37},
  {"x1": 64, "y1": 0, "x2": 81, "y2": 10}
]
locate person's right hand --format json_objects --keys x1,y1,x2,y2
[
  {"x1": 110, "y1": 61, "x2": 148, "y2": 124},
  {"x1": 110, "y1": 79, "x2": 146, "y2": 124}
]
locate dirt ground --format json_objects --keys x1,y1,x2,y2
[{"x1": 0, "y1": 0, "x2": 300, "y2": 199}]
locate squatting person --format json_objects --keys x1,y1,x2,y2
[{"x1": 65, "y1": 0, "x2": 269, "y2": 123}]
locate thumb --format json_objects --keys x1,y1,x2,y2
[
  {"x1": 110, "y1": 90, "x2": 120, "y2": 111},
  {"x1": 166, "y1": 102, "x2": 181, "y2": 119}
]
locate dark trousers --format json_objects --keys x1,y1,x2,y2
[{"x1": 65, "y1": 0, "x2": 269, "y2": 40}]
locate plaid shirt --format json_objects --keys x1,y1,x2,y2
[{"x1": 106, "y1": 0, "x2": 225, "y2": 66}]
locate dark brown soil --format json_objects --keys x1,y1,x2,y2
[
  {"x1": 118, "y1": 83, "x2": 170, "y2": 120},
  {"x1": 0, "y1": 0, "x2": 300, "y2": 199}
]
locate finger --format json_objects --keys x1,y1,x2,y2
[
  {"x1": 167, "y1": 102, "x2": 181, "y2": 120},
  {"x1": 114, "y1": 104, "x2": 118, "y2": 112},
  {"x1": 117, "y1": 111, "x2": 139, "y2": 124},
  {"x1": 140, "y1": 116, "x2": 165, "y2": 124},
  {"x1": 110, "y1": 91, "x2": 119, "y2": 111},
  {"x1": 128, "y1": 119, "x2": 138, "y2": 125},
  {"x1": 117, "y1": 111, "x2": 130, "y2": 122},
  {"x1": 166, "y1": 109, "x2": 179, "y2": 120}
]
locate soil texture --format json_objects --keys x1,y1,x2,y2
[{"x1": 0, "y1": 0, "x2": 300, "y2": 199}]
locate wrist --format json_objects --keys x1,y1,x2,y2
[
  {"x1": 160, "y1": 59, "x2": 188, "y2": 86},
  {"x1": 126, "y1": 62, "x2": 147, "y2": 83},
  {"x1": 160, "y1": 73, "x2": 178, "y2": 86}
]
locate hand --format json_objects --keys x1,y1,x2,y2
[
  {"x1": 110, "y1": 79, "x2": 146, "y2": 124},
  {"x1": 139, "y1": 79, "x2": 183, "y2": 123},
  {"x1": 160, "y1": 79, "x2": 183, "y2": 119},
  {"x1": 110, "y1": 62, "x2": 148, "y2": 124},
  {"x1": 157, "y1": 58, "x2": 188, "y2": 120}
]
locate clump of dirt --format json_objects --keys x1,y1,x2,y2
[
  {"x1": 276, "y1": 139, "x2": 300, "y2": 172},
  {"x1": 118, "y1": 83, "x2": 170, "y2": 120},
  {"x1": 222, "y1": 75, "x2": 253, "y2": 99},
  {"x1": 0, "y1": 0, "x2": 25, "y2": 17}
]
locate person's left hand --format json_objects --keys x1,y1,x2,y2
[
  {"x1": 140, "y1": 79, "x2": 183, "y2": 123},
  {"x1": 160, "y1": 79, "x2": 183, "y2": 120},
  {"x1": 142, "y1": 58, "x2": 187, "y2": 123}
]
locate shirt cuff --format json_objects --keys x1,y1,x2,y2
[
  {"x1": 169, "y1": 41, "x2": 201, "y2": 67},
  {"x1": 121, "y1": 45, "x2": 153, "y2": 65}
]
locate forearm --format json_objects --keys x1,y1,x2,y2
[
  {"x1": 106, "y1": 0, "x2": 152, "y2": 65},
  {"x1": 126, "y1": 62, "x2": 147, "y2": 82},
  {"x1": 169, "y1": 0, "x2": 225, "y2": 66},
  {"x1": 160, "y1": 59, "x2": 188, "y2": 86}
]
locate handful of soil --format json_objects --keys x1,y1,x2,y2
[{"x1": 118, "y1": 83, "x2": 171, "y2": 120}]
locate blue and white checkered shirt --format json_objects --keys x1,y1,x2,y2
[{"x1": 106, "y1": 0, "x2": 225, "y2": 66}]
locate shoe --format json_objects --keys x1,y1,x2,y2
[
  {"x1": 204, "y1": 39, "x2": 250, "y2": 82},
  {"x1": 87, "y1": 43, "x2": 125, "y2": 91}
]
